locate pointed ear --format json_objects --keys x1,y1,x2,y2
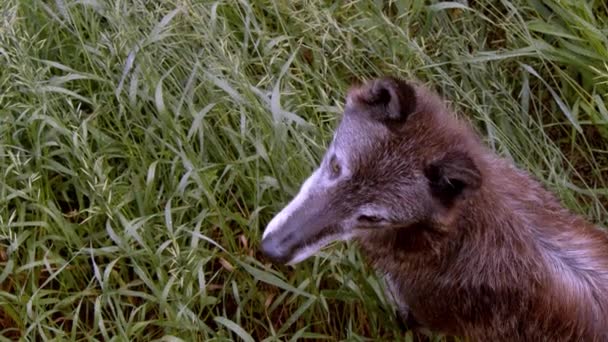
[
  {"x1": 424, "y1": 151, "x2": 482, "y2": 207},
  {"x1": 350, "y1": 76, "x2": 417, "y2": 122}
]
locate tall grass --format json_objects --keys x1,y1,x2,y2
[{"x1": 1, "y1": 0, "x2": 606, "y2": 340}]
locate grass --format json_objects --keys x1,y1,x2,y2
[{"x1": 1, "y1": 0, "x2": 607, "y2": 340}]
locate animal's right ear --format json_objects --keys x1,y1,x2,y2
[
  {"x1": 348, "y1": 76, "x2": 417, "y2": 123},
  {"x1": 424, "y1": 151, "x2": 482, "y2": 208}
]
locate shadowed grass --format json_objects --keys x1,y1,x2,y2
[{"x1": 1, "y1": 0, "x2": 606, "y2": 340}]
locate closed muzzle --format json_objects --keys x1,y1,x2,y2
[{"x1": 261, "y1": 196, "x2": 337, "y2": 265}]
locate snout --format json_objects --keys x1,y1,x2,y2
[
  {"x1": 260, "y1": 214, "x2": 321, "y2": 265},
  {"x1": 260, "y1": 233, "x2": 293, "y2": 264},
  {"x1": 260, "y1": 192, "x2": 340, "y2": 265}
]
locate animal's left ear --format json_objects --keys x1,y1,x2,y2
[
  {"x1": 350, "y1": 76, "x2": 417, "y2": 122},
  {"x1": 424, "y1": 151, "x2": 482, "y2": 208}
]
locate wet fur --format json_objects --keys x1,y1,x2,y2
[{"x1": 349, "y1": 79, "x2": 608, "y2": 340}]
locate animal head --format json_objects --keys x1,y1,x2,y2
[{"x1": 260, "y1": 76, "x2": 483, "y2": 265}]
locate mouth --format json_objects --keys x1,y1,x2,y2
[
  {"x1": 260, "y1": 223, "x2": 345, "y2": 265},
  {"x1": 260, "y1": 231, "x2": 299, "y2": 265}
]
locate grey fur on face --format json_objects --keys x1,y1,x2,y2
[{"x1": 261, "y1": 77, "x2": 430, "y2": 265}]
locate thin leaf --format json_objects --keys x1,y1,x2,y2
[{"x1": 214, "y1": 316, "x2": 255, "y2": 342}]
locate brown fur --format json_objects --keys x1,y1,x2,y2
[
  {"x1": 349, "y1": 78, "x2": 608, "y2": 340},
  {"x1": 261, "y1": 76, "x2": 608, "y2": 340}
]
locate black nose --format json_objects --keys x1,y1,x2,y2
[{"x1": 260, "y1": 235, "x2": 291, "y2": 264}]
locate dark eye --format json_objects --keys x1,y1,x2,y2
[
  {"x1": 329, "y1": 155, "x2": 341, "y2": 177},
  {"x1": 357, "y1": 215, "x2": 383, "y2": 223}
]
